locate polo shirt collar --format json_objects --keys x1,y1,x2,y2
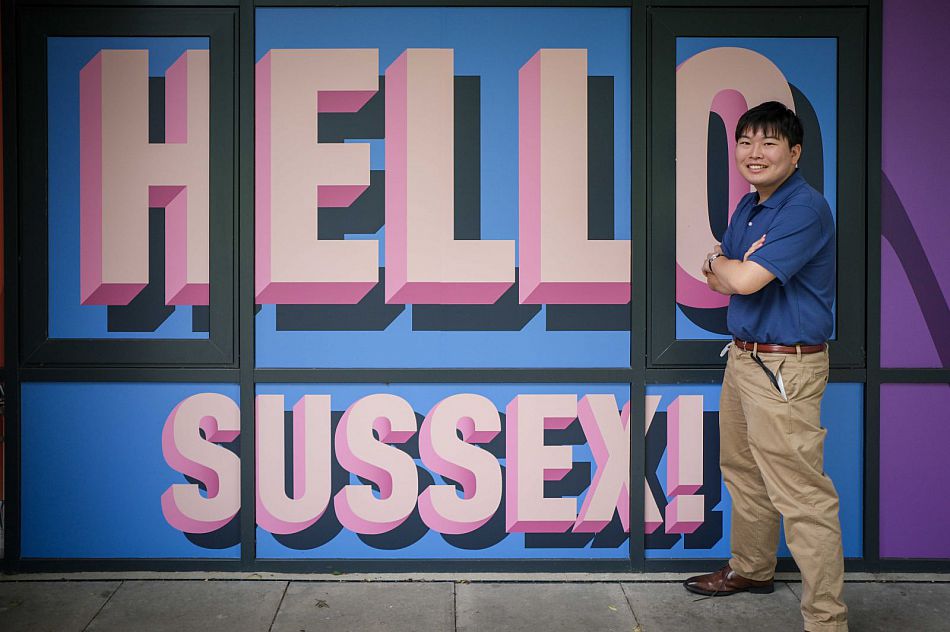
[{"x1": 754, "y1": 169, "x2": 805, "y2": 209}]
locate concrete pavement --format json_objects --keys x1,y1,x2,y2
[{"x1": 1, "y1": 572, "x2": 949, "y2": 631}]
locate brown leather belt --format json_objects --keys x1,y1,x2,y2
[{"x1": 733, "y1": 338, "x2": 826, "y2": 354}]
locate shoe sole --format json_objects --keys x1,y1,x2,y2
[{"x1": 683, "y1": 581, "x2": 775, "y2": 597}]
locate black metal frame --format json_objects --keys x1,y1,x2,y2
[
  {"x1": 16, "y1": 4, "x2": 237, "y2": 368},
  {"x1": 863, "y1": 0, "x2": 882, "y2": 571},
  {"x1": 5, "y1": 0, "x2": 946, "y2": 576}
]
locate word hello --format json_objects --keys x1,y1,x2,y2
[{"x1": 81, "y1": 48, "x2": 630, "y2": 309}]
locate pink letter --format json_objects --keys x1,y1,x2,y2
[
  {"x1": 333, "y1": 394, "x2": 419, "y2": 534},
  {"x1": 161, "y1": 393, "x2": 240, "y2": 534},
  {"x1": 417, "y1": 394, "x2": 503, "y2": 534},
  {"x1": 256, "y1": 394, "x2": 332, "y2": 535},
  {"x1": 519, "y1": 49, "x2": 630, "y2": 304},
  {"x1": 574, "y1": 396, "x2": 630, "y2": 533},
  {"x1": 384, "y1": 49, "x2": 514, "y2": 304},
  {"x1": 81, "y1": 50, "x2": 209, "y2": 306},
  {"x1": 505, "y1": 394, "x2": 577, "y2": 532},
  {"x1": 256, "y1": 49, "x2": 379, "y2": 304},
  {"x1": 644, "y1": 395, "x2": 663, "y2": 534},
  {"x1": 666, "y1": 495, "x2": 705, "y2": 534},
  {"x1": 666, "y1": 395, "x2": 704, "y2": 534},
  {"x1": 667, "y1": 395, "x2": 703, "y2": 495},
  {"x1": 676, "y1": 48, "x2": 794, "y2": 310}
]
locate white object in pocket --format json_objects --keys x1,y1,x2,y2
[{"x1": 776, "y1": 367, "x2": 788, "y2": 401}]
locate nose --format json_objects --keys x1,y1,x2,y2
[{"x1": 749, "y1": 143, "x2": 764, "y2": 159}]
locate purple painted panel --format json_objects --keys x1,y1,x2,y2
[
  {"x1": 881, "y1": 0, "x2": 950, "y2": 368},
  {"x1": 880, "y1": 383, "x2": 950, "y2": 558}
]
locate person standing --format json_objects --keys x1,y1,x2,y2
[{"x1": 683, "y1": 101, "x2": 847, "y2": 632}]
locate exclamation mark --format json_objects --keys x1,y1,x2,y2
[{"x1": 665, "y1": 395, "x2": 704, "y2": 533}]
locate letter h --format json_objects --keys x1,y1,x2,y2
[{"x1": 80, "y1": 49, "x2": 209, "y2": 306}]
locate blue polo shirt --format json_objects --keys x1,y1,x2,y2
[{"x1": 721, "y1": 170, "x2": 835, "y2": 345}]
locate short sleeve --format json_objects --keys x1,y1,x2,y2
[{"x1": 748, "y1": 205, "x2": 827, "y2": 284}]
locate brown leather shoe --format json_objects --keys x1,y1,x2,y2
[{"x1": 683, "y1": 563, "x2": 774, "y2": 597}]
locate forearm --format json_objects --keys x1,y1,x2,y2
[
  {"x1": 705, "y1": 269, "x2": 732, "y2": 295},
  {"x1": 709, "y1": 256, "x2": 768, "y2": 295}
]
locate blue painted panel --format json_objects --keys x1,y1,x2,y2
[
  {"x1": 255, "y1": 383, "x2": 631, "y2": 559},
  {"x1": 255, "y1": 8, "x2": 632, "y2": 368},
  {"x1": 21, "y1": 382, "x2": 240, "y2": 558},
  {"x1": 645, "y1": 383, "x2": 863, "y2": 559}
]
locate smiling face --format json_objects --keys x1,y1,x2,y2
[{"x1": 735, "y1": 128, "x2": 802, "y2": 202}]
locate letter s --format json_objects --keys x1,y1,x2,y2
[
  {"x1": 333, "y1": 394, "x2": 419, "y2": 534},
  {"x1": 161, "y1": 393, "x2": 240, "y2": 534}
]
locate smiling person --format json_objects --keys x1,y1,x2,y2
[{"x1": 685, "y1": 101, "x2": 847, "y2": 632}]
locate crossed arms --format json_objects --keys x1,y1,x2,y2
[{"x1": 702, "y1": 235, "x2": 776, "y2": 296}]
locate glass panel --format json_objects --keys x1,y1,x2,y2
[
  {"x1": 674, "y1": 37, "x2": 837, "y2": 341},
  {"x1": 48, "y1": 37, "x2": 211, "y2": 340},
  {"x1": 644, "y1": 383, "x2": 862, "y2": 559},
  {"x1": 21, "y1": 382, "x2": 240, "y2": 558},
  {"x1": 254, "y1": 8, "x2": 632, "y2": 368},
  {"x1": 253, "y1": 382, "x2": 631, "y2": 560}
]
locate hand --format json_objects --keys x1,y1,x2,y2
[
  {"x1": 743, "y1": 234, "x2": 766, "y2": 262},
  {"x1": 702, "y1": 244, "x2": 723, "y2": 276}
]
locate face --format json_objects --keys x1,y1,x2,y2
[{"x1": 735, "y1": 128, "x2": 801, "y2": 200}]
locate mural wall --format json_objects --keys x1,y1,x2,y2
[
  {"x1": 6, "y1": 0, "x2": 948, "y2": 568},
  {"x1": 21, "y1": 6, "x2": 638, "y2": 562},
  {"x1": 880, "y1": 0, "x2": 949, "y2": 369},
  {"x1": 879, "y1": 0, "x2": 950, "y2": 559}
]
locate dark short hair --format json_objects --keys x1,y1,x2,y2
[{"x1": 735, "y1": 101, "x2": 803, "y2": 148}]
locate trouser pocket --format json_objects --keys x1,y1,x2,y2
[{"x1": 748, "y1": 352, "x2": 788, "y2": 403}]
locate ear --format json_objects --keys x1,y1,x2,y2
[{"x1": 790, "y1": 143, "x2": 802, "y2": 165}]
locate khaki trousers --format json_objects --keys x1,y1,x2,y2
[{"x1": 720, "y1": 343, "x2": 848, "y2": 632}]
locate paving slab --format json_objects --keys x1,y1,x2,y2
[
  {"x1": 271, "y1": 580, "x2": 454, "y2": 632},
  {"x1": 787, "y1": 580, "x2": 802, "y2": 598},
  {"x1": 0, "y1": 580, "x2": 120, "y2": 632},
  {"x1": 85, "y1": 580, "x2": 287, "y2": 632},
  {"x1": 622, "y1": 581, "x2": 804, "y2": 632},
  {"x1": 457, "y1": 582, "x2": 636, "y2": 632},
  {"x1": 841, "y1": 582, "x2": 950, "y2": 632}
]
